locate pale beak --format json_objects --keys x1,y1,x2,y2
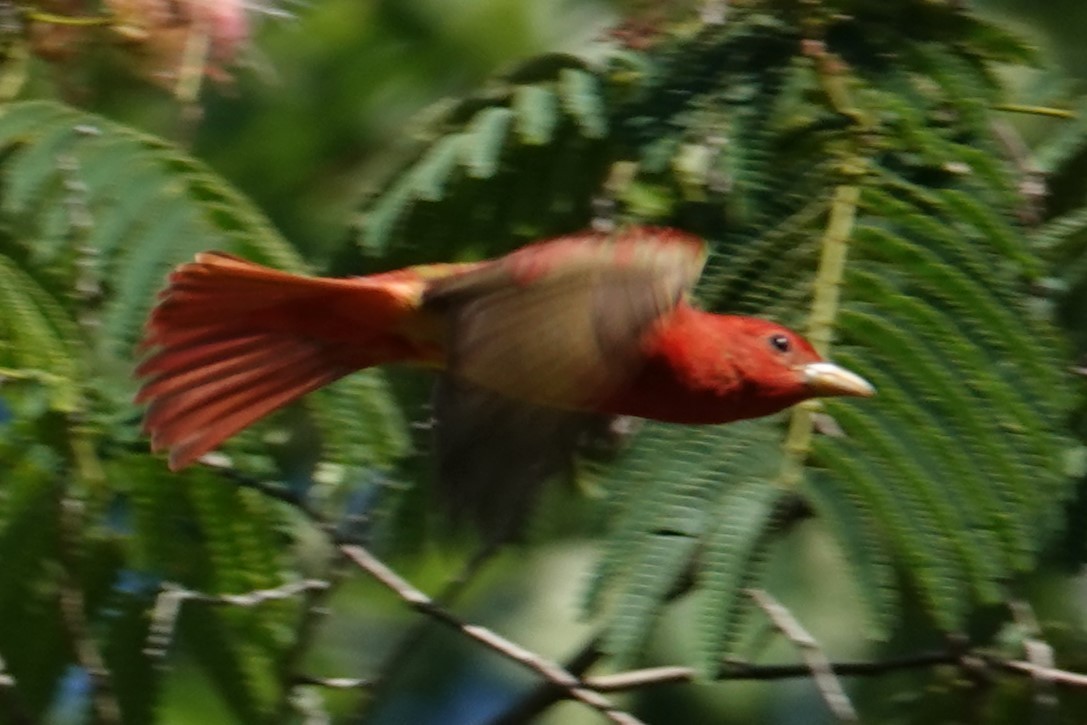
[{"x1": 802, "y1": 362, "x2": 876, "y2": 398}]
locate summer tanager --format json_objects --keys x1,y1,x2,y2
[{"x1": 137, "y1": 227, "x2": 873, "y2": 481}]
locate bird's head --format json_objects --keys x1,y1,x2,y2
[
  {"x1": 597, "y1": 308, "x2": 875, "y2": 425},
  {"x1": 722, "y1": 317, "x2": 875, "y2": 416}
]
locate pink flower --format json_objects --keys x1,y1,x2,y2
[
  {"x1": 107, "y1": 0, "x2": 255, "y2": 87},
  {"x1": 191, "y1": 0, "x2": 250, "y2": 67}
]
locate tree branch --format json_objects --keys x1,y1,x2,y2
[
  {"x1": 587, "y1": 650, "x2": 960, "y2": 692},
  {"x1": 55, "y1": 491, "x2": 122, "y2": 724},
  {"x1": 1009, "y1": 599, "x2": 1058, "y2": 721},
  {"x1": 339, "y1": 544, "x2": 644, "y2": 725},
  {"x1": 353, "y1": 538, "x2": 504, "y2": 718},
  {"x1": 989, "y1": 657, "x2": 1087, "y2": 689},
  {"x1": 218, "y1": 462, "x2": 1087, "y2": 724},
  {"x1": 293, "y1": 674, "x2": 374, "y2": 690},
  {"x1": 484, "y1": 637, "x2": 956, "y2": 722},
  {"x1": 203, "y1": 458, "x2": 330, "y2": 528},
  {"x1": 273, "y1": 555, "x2": 347, "y2": 721},
  {"x1": 144, "y1": 579, "x2": 331, "y2": 662},
  {"x1": 539, "y1": 645, "x2": 1087, "y2": 697},
  {"x1": 487, "y1": 638, "x2": 605, "y2": 725},
  {"x1": 747, "y1": 588, "x2": 858, "y2": 722},
  {"x1": 212, "y1": 465, "x2": 642, "y2": 724}
]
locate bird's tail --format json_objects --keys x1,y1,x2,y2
[{"x1": 136, "y1": 252, "x2": 428, "y2": 470}]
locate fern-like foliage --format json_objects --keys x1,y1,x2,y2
[
  {"x1": 0, "y1": 100, "x2": 409, "y2": 720},
  {"x1": 1, "y1": 1, "x2": 1084, "y2": 719},
  {"x1": 352, "y1": 54, "x2": 614, "y2": 264},
  {"x1": 352, "y1": 2, "x2": 1079, "y2": 670}
]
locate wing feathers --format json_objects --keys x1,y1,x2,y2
[{"x1": 424, "y1": 227, "x2": 707, "y2": 409}]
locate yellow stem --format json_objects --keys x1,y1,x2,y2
[
  {"x1": 25, "y1": 11, "x2": 112, "y2": 27},
  {"x1": 775, "y1": 6, "x2": 870, "y2": 488},
  {"x1": 807, "y1": 184, "x2": 861, "y2": 356},
  {"x1": 994, "y1": 103, "x2": 1075, "y2": 120},
  {"x1": 779, "y1": 183, "x2": 861, "y2": 488}
]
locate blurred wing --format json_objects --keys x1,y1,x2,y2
[
  {"x1": 423, "y1": 227, "x2": 707, "y2": 409},
  {"x1": 432, "y1": 376, "x2": 636, "y2": 539},
  {"x1": 432, "y1": 376, "x2": 599, "y2": 540}
]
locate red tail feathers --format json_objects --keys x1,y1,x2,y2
[{"x1": 136, "y1": 253, "x2": 428, "y2": 470}]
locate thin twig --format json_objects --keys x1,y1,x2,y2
[
  {"x1": 989, "y1": 657, "x2": 1087, "y2": 689},
  {"x1": 144, "y1": 579, "x2": 331, "y2": 661},
  {"x1": 588, "y1": 649, "x2": 1087, "y2": 693},
  {"x1": 491, "y1": 645, "x2": 1087, "y2": 699},
  {"x1": 488, "y1": 637, "x2": 605, "y2": 725},
  {"x1": 58, "y1": 578, "x2": 121, "y2": 724},
  {"x1": 55, "y1": 149, "x2": 101, "y2": 331},
  {"x1": 718, "y1": 651, "x2": 959, "y2": 681},
  {"x1": 1009, "y1": 599, "x2": 1058, "y2": 723},
  {"x1": 339, "y1": 544, "x2": 644, "y2": 725},
  {"x1": 161, "y1": 579, "x2": 330, "y2": 607},
  {"x1": 56, "y1": 492, "x2": 123, "y2": 724},
  {"x1": 994, "y1": 103, "x2": 1075, "y2": 119},
  {"x1": 215, "y1": 466, "x2": 638, "y2": 724},
  {"x1": 747, "y1": 589, "x2": 858, "y2": 722},
  {"x1": 354, "y1": 538, "x2": 504, "y2": 718},
  {"x1": 226, "y1": 465, "x2": 1087, "y2": 724},
  {"x1": 273, "y1": 553, "x2": 348, "y2": 721},
  {"x1": 588, "y1": 651, "x2": 960, "y2": 692},
  {"x1": 201, "y1": 465, "x2": 356, "y2": 719},
  {"x1": 199, "y1": 464, "x2": 361, "y2": 719},
  {"x1": 294, "y1": 674, "x2": 374, "y2": 690},
  {"x1": 203, "y1": 459, "x2": 330, "y2": 528},
  {"x1": 990, "y1": 119, "x2": 1046, "y2": 226},
  {"x1": 588, "y1": 666, "x2": 693, "y2": 691}
]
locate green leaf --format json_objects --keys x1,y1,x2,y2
[
  {"x1": 0, "y1": 255, "x2": 82, "y2": 411},
  {"x1": 513, "y1": 85, "x2": 560, "y2": 146},
  {"x1": 698, "y1": 480, "x2": 786, "y2": 671}
]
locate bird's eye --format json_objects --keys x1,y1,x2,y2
[{"x1": 769, "y1": 334, "x2": 791, "y2": 353}]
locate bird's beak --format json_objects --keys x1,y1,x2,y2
[{"x1": 802, "y1": 362, "x2": 876, "y2": 398}]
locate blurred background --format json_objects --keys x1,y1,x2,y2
[{"x1": 6, "y1": 0, "x2": 1087, "y2": 723}]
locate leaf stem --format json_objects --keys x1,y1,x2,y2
[
  {"x1": 807, "y1": 183, "x2": 861, "y2": 356},
  {"x1": 994, "y1": 103, "x2": 1075, "y2": 119},
  {"x1": 24, "y1": 11, "x2": 112, "y2": 27},
  {"x1": 780, "y1": 182, "x2": 861, "y2": 486}
]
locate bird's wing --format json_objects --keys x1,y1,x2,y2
[
  {"x1": 431, "y1": 376, "x2": 618, "y2": 540},
  {"x1": 423, "y1": 227, "x2": 707, "y2": 409}
]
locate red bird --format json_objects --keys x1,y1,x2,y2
[{"x1": 137, "y1": 227, "x2": 874, "y2": 474}]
